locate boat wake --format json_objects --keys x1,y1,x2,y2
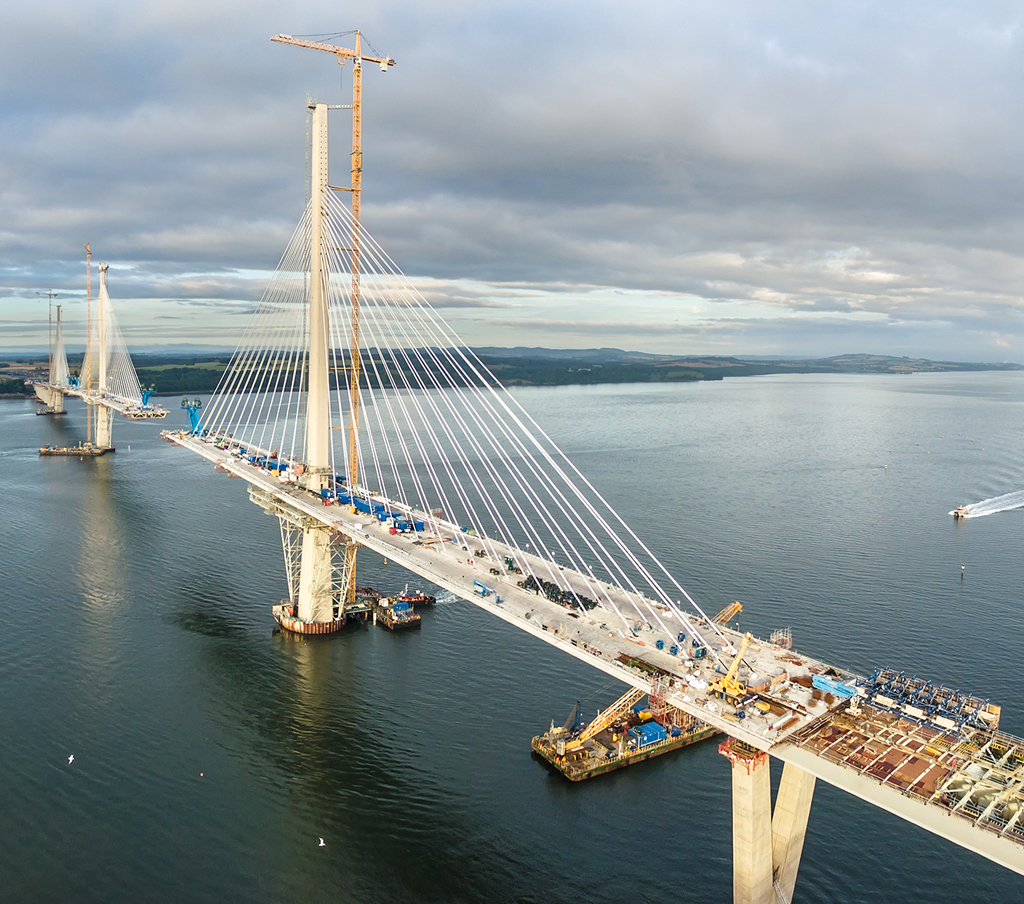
[{"x1": 950, "y1": 489, "x2": 1024, "y2": 519}]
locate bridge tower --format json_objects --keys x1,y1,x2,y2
[
  {"x1": 268, "y1": 33, "x2": 394, "y2": 633},
  {"x1": 288, "y1": 100, "x2": 353, "y2": 630},
  {"x1": 92, "y1": 263, "x2": 115, "y2": 451},
  {"x1": 48, "y1": 305, "x2": 68, "y2": 413}
]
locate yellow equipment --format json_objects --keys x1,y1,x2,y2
[
  {"x1": 713, "y1": 601, "x2": 742, "y2": 625},
  {"x1": 564, "y1": 686, "x2": 645, "y2": 752},
  {"x1": 709, "y1": 632, "x2": 753, "y2": 707}
]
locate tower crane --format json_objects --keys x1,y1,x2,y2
[{"x1": 271, "y1": 32, "x2": 395, "y2": 487}]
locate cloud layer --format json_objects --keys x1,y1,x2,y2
[{"x1": 2, "y1": 1, "x2": 1023, "y2": 359}]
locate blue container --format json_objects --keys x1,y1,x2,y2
[
  {"x1": 811, "y1": 675, "x2": 857, "y2": 699},
  {"x1": 677, "y1": 632, "x2": 686, "y2": 643},
  {"x1": 656, "y1": 639, "x2": 665, "y2": 650},
  {"x1": 629, "y1": 721, "x2": 668, "y2": 747},
  {"x1": 669, "y1": 645, "x2": 679, "y2": 657}
]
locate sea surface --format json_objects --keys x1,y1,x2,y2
[{"x1": 1, "y1": 372, "x2": 1023, "y2": 904}]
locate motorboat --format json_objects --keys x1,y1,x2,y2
[{"x1": 953, "y1": 505, "x2": 969, "y2": 519}]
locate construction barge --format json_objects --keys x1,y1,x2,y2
[
  {"x1": 532, "y1": 685, "x2": 720, "y2": 781},
  {"x1": 39, "y1": 443, "x2": 112, "y2": 457}
]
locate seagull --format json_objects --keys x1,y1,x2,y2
[
  {"x1": 318, "y1": 837, "x2": 326, "y2": 848},
  {"x1": 67, "y1": 755, "x2": 74, "y2": 765}
]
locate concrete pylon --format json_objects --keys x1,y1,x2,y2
[
  {"x1": 295, "y1": 103, "x2": 336, "y2": 626},
  {"x1": 771, "y1": 762, "x2": 816, "y2": 903},
  {"x1": 94, "y1": 264, "x2": 114, "y2": 450},
  {"x1": 721, "y1": 739, "x2": 775, "y2": 904}
]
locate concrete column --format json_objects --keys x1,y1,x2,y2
[
  {"x1": 721, "y1": 739, "x2": 775, "y2": 904},
  {"x1": 297, "y1": 524, "x2": 333, "y2": 622},
  {"x1": 771, "y1": 762, "x2": 816, "y2": 903},
  {"x1": 95, "y1": 404, "x2": 113, "y2": 450},
  {"x1": 97, "y1": 264, "x2": 109, "y2": 395},
  {"x1": 305, "y1": 102, "x2": 330, "y2": 495},
  {"x1": 296, "y1": 103, "x2": 334, "y2": 625}
]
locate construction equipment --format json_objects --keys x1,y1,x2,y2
[
  {"x1": 565, "y1": 686, "x2": 645, "y2": 751},
  {"x1": 709, "y1": 632, "x2": 753, "y2": 708},
  {"x1": 713, "y1": 600, "x2": 742, "y2": 625}
]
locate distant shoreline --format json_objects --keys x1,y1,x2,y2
[{"x1": 2, "y1": 350, "x2": 1021, "y2": 395}]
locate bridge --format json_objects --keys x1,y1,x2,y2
[
  {"x1": 33, "y1": 254, "x2": 166, "y2": 452},
  {"x1": 144, "y1": 37, "x2": 1024, "y2": 902}
]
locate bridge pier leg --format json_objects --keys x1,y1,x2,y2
[
  {"x1": 771, "y1": 762, "x2": 815, "y2": 903},
  {"x1": 297, "y1": 524, "x2": 335, "y2": 624},
  {"x1": 95, "y1": 404, "x2": 113, "y2": 450},
  {"x1": 721, "y1": 739, "x2": 775, "y2": 904}
]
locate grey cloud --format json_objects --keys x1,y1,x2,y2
[{"x1": 2, "y1": 1, "x2": 1024, "y2": 361}]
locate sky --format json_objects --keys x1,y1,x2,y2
[{"x1": 2, "y1": 0, "x2": 1024, "y2": 361}]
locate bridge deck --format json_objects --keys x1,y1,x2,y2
[
  {"x1": 32, "y1": 381, "x2": 167, "y2": 418},
  {"x1": 167, "y1": 428, "x2": 1024, "y2": 875}
]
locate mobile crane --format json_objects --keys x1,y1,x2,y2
[{"x1": 709, "y1": 632, "x2": 753, "y2": 708}]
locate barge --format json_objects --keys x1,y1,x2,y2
[
  {"x1": 374, "y1": 597, "x2": 422, "y2": 630},
  {"x1": 532, "y1": 687, "x2": 720, "y2": 782},
  {"x1": 40, "y1": 444, "x2": 112, "y2": 457}
]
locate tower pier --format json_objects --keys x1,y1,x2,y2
[{"x1": 721, "y1": 739, "x2": 816, "y2": 904}]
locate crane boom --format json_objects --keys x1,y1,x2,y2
[
  {"x1": 568, "y1": 687, "x2": 646, "y2": 748},
  {"x1": 270, "y1": 34, "x2": 395, "y2": 68},
  {"x1": 713, "y1": 601, "x2": 742, "y2": 625},
  {"x1": 724, "y1": 633, "x2": 752, "y2": 684}
]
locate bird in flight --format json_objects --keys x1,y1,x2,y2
[
  {"x1": 319, "y1": 838, "x2": 325, "y2": 848},
  {"x1": 67, "y1": 755, "x2": 74, "y2": 765}
]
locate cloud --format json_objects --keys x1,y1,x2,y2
[{"x1": 1, "y1": 1, "x2": 1023, "y2": 361}]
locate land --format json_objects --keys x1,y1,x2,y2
[{"x1": 1, "y1": 350, "x2": 1020, "y2": 394}]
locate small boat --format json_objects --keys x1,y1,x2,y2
[
  {"x1": 953, "y1": 505, "x2": 969, "y2": 519},
  {"x1": 395, "y1": 584, "x2": 435, "y2": 607}
]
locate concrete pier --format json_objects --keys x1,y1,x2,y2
[
  {"x1": 772, "y1": 762, "x2": 815, "y2": 902},
  {"x1": 721, "y1": 738, "x2": 775, "y2": 904}
]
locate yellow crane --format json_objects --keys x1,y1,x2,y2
[
  {"x1": 564, "y1": 686, "x2": 646, "y2": 752},
  {"x1": 270, "y1": 32, "x2": 395, "y2": 487},
  {"x1": 712, "y1": 600, "x2": 742, "y2": 625},
  {"x1": 709, "y1": 632, "x2": 753, "y2": 707}
]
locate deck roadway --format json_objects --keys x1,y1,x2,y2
[
  {"x1": 168, "y1": 429, "x2": 1024, "y2": 878},
  {"x1": 32, "y1": 380, "x2": 168, "y2": 418}
]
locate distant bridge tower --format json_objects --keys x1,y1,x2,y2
[
  {"x1": 48, "y1": 305, "x2": 69, "y2": 413},
  {"x1": 93, "y1": 263, "x2": 114, "y2": 451}
]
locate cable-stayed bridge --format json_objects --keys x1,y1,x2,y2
[
  {"x1": 33, "y1": 260, "x2": 166, "y2": 451},
  {"x1": 161, "y1": 87, "x2": 1024, "y2": 904}
]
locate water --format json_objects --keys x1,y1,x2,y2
[{"x1": 2, "y1": 371, "x2": 1023, "y2": 903}]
